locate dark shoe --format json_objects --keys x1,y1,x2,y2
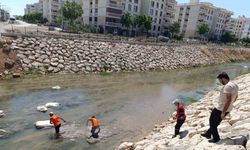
[
  {"x1": 208, "y1": 139, "x2": 220, "y2": 143},
  {"x1": 201, "y1": 133, "x2": 211, "y2": 139},
  {"x1": 172, "y1": 135, "x2": 177, "y2": 138}
]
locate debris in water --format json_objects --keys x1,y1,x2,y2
[
  {"x1": 36, "y1": 105, "x2": 48, "y2": 112},
  {"x1": 51, "y1": 86, "x2": 61, "y2": 90}
]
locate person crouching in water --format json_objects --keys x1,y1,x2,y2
[
  {"x1": 87, "y1": 116, "x2": 100, "y2": 139},
  {"x1": 172, "y1": 99, "x2": 186, "y2": 138},
  {"x1": 49, "y1": 112, "x2": 66, "y2": 137}
]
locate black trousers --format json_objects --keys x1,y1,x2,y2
[
  {"x1": 175, "y1": 119, "x2": 185, "y2": 135},
  {"x1": 55, "y1": 124, "x2": 61, "y2": 134},
  {"x1": 205, "y1": 108, "x2": 229, "y2": 140},
  {"x1": 91, "y1": 126, "x2": 100, "y2": 138}
]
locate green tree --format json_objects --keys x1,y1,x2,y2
[
  {"x1": 62, "y1": 0, "x2": 83, "y2": 23},
  {"x1": 169, "y1": 22, "x2": 180, "y2": 38},
  {"x1": 197, "y1": 23, "x2": 209, "y2": 40},
  {"x1": 220, "y1": 32, "x2": 237, "y2": 43},
  {"x1": 144, "y1": 15, "x2": 152, "y2": 35},
  {"x1": 131, "y1": 14, "x2": 139, "y2": 36},
  {"x1": 121, "y1": 12, "x2": 133, "y2": 36},
  {"x1": 136, "y1": 14, "x2": 152, "y2": 35},
  {"x1": 23, "y1": 12, "x2": 47, "y2": 24}
]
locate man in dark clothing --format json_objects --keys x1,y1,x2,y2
[{"x1": 172, "y1": 99, "x2": 186, "y2": 138}]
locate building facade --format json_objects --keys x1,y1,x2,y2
[
  {"x1": 24, "y1": 0, "x2": 43, "y2": 15},
  {"x1": 42, "y1": 0, "x2": 64, "y2": 24},
  {"x1": 225, "y1": 16, "x2": 250, "y2": 39},
  {"x1": 0, "y1": 8, "x2": 10, "y2": 21},
  {"x1": 141, "y1": 0, "x2": 176, "y2": 36},
  {"x1": 174, "y1": 0, "x2": 233, "y2": 39}
]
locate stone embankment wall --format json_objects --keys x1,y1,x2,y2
[
  {"x1": 8, "y1": 37, "x2": 250, "y2": 74},
  {"x1": 118, "y1": 74, "x2": 250, "y2": 150}
]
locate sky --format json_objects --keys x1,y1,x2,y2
[{"x1": 0, "y1": 0, "x2": 249, "y2": 17}]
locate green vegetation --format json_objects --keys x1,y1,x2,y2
[
  {"x1": 121, "y1": 13, "x2": 152, "y2": 36},
  {"x1": 197, "y1": 23, "x2": 209, "y2": 39},
  {"x1": 99, "y1": 72, "x2": 112, "y2": 76},
  {"x1": 220, "y1": 32, "x2": 237, "y2": 43},
  {"x1": 62, "y1": 0, "x2": 83, "y2": 23},
  {"x1": 169, "y1": 22, "x2": 180, "y2": 38},
  {"x1": 23, "y1": 13, "x2": 48, "y2": 24}
]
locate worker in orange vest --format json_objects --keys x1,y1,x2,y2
[
  {"x1": 87, "y1": 116, "x2": 100, "y2": 138},
  {"x1": 49, "y1": 112, "x2": 66, "y2": 136}
]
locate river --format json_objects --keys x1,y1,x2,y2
[{"x1": 0, "y1": 62, "x2": 250, "y2": 150}]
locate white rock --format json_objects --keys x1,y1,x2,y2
[
  {"x1": 37, "y1": 105, "x2": 48, "y2": 112},
  {"x1": 51, "y1": 86, "x2": 61, "y2": 90},
  {"x1": 0, "y1": 110, "x2": 5, "y2": 118},
  {"x1": 0, "y1": 129, "x2": 7, "y2": 137},
  {"x1": 118, "y1": 142, "x2": 134, "y2": 150},
  {"x1": 35, "y1": 120, "x2": 53, "y2": 129},
  {"x1": 45, "y1": 102, "x2": 60, "y2": 108},
  {"x1": 144, "y1": 144, "x2": 156, "y2": 150}
]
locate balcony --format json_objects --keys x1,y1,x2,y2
[
  {"x1": 106, "y1": 22, "x2": 122, "y2": 27},
  {"x1": 107, "y1": 12, "x2": 122, "y2": 18},
  {"x1": 107, "y1": 2, "x2": 123, "y2": 9}
]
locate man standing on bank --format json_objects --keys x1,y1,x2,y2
[{"x1": 201, "y1": 72, "x2": 239, "y2": 143}]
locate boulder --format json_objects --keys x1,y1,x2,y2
[
  {"x1": 45, "y1": 102, "x2": 60, "y2": 108},
  {"x1": 0, "y1": 110, "x2": 5, "y2": 118},
  {"x1": 118, "y1": 142, "x2": 134, "y2": 150},
  {"x1": 51, "y1": 86, "x2": 61, "y2": 90},
  {"x1": 35, "y1": 120, "x2": 53, "y2": 129},
  {"x1": 37, "y1": 105, "x2": 48, "y2": 112},
  {"x1": 12, "y1": 73, "x2": 21, "y2": 78},
  {"x1": 0, "y1": 129, "x2": 7, "y2": 137},
  {"x1": 4, "y1": 59, "x2": 15, "y2": 69},
  {"x1": 2, "y1": 44, "x2": 11, "y2": 54}
]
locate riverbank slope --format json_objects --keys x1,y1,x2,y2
[{"x1": 118, "y1": 73, "x2": 250, "y2": 150}]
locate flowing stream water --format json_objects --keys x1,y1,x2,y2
[{"x1": 0, "y1": 62, "x2": 250, "y2": 150}]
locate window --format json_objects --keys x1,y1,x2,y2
[
  {"x1": 150, "y1": 9, "x2": 154, "y2": 15},
  {"x1": 155, "y1": 10, "x2": 158, "y2": 16},
  {"x1": 95, "y1": 8, "x2": 98, "y2": 13},
  {"x1": 159, "y1": 19, "x2": 161, "y2": 24},
  {"x1": 94, "y1": 17, "x2": 97, "y2": 22},
  {"x1": 134, "y1": 0, "x2": 138, "y2": 4},
  {"x1": 134, "y1": 6, "x2": 138, "y2": 12},
  {"x1": 156, "y1": 2, "x2": 159, "y2": 8},
  {"x1": 151, "y1": 1, "x2": 154, "y2": 7},
  {"x1": 129, "y1": 0, "x2": 132, "y2": 2},
  {"x1": 161, "y1": 4, "x2": 164, "y2": 9},
  {"x1": 160, "y1": 11, "x2": 162, "y2": 17},
  {"x1": 95, "y1": 0, "x2": 98, "y2": 4},
  {"x1": 154, "y1": 18, "x2": 157, "y2": 23},
  {"x1": 153, "y1": 25, "x2": 156, "y2": 30},
  {"x1": 128, "y1": 4, "x2": 132, "y2": 11},
  {"x1": 89, "y1": 17, "x2": 92, "y2": 22},
  {"x1": 158, "y1": 26, "x2": 161, "y2": 31}
]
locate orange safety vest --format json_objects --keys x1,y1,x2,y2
[
  {"x1": 90, "y1": 118, "x2": 100, "y2": 127},
  {"x1": 50, "y1": 115, "x2": 61, "y2": 127}
]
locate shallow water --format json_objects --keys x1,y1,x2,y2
[{"x1": 0, "y1": 62, "x2": 250, "y2": 150}]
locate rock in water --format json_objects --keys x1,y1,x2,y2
[
  {"x1": 86, "y1": 137, "x2": 101, "y2": 144},
  {"x1": 51, "y1": 86, "x2": 61, "y2": 90},
  {"x1": 0, "y1": 110, "x2": 5, "y2": 118},
  {"x1": 45, "y1": 102, "x2": 60, "y2": 108},
  {"x1": 0, "y1": 129, "x2": 7, "y2": 137},
  {"x1": 37, "y1": 106, "x2": 48, "y2": 112},
  {"x1": 35, "y1": 120, "x2": 54, "y2": 129}
]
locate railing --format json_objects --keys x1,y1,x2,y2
[
  {"x1": 106, "y1": 12, "x2": 122, "y2": 18},
  {"x1": 106, "y1": 2, "x2": 123, "y2": 9},
  {"x1": 105, "y1": 22, "x2": 122, "y2": 27}
]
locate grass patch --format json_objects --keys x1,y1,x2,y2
[
  {"x1": 99, "y1": 72, "x2": 112, "y2": 76},
  {"x1": 24, "y1": 68, "x2": 41, "y2": 75}
]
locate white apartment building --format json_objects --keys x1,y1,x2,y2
[
  {"x1": 83, "y1": 0, "x2": 131, "y2": 34},
  {"x1": 141, "y1": 0, "x2": 176, "y2": 36},
  {"x1": 123, "y1": 0, "x2": 141, "y2": 15},
  {"x1": 226, "y1": 16, "x2": 250, "y2": 39},
  {"x1": 24, "y1": 0, "x2": 43, "y2": 15},
  {"x1": 174, "y1": 0, "x2": 233, "y2": 39},
  {"x1": 0, "y1": 8, "x2": 10, "y2": 21},
  {"x1": 43, "y1": 0, "x2": 64, "y2": 24}
]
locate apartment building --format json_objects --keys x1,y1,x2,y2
[
  {"x1": 82, "y1": 0, "x2": 142, "y2": 34},
  {"x1": 24, "y1": 0, "x2": 43, "y2": 15},
  {"x1": 226, "y1": 16, "x2": 250, "y2": 39},
  {"x1": 174, "y1": 0, "x2": 233, "y2": 39},
  {"x1": 141, "y1": 0, "x2": 176, "y2": 36},
  {"x1": 0, "y1": 8, "x2": 10, "y2": 21},
  {"x1": 43, "y1": 0, "x2": 64, "y2": 24}
]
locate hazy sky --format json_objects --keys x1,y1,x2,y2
[{"x1": 0, "y1": 0, "x2": 249, "y2": 17}]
